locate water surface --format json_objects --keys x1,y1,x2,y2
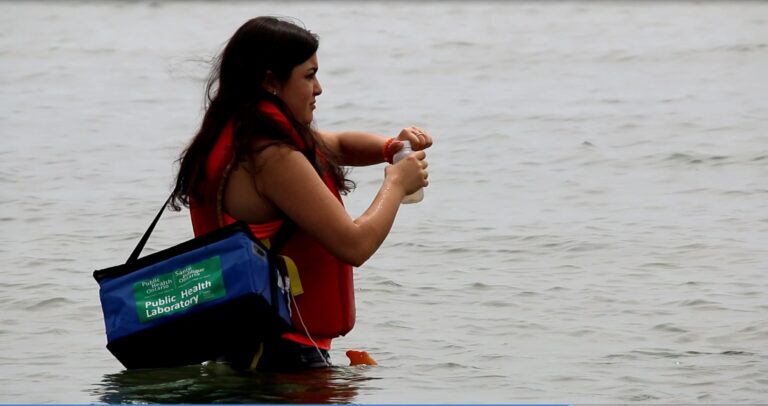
[{"x1": 1, "y1": 1, "x2": 767, "y2": 403}]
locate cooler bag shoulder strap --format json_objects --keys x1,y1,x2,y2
[
  {"x1": 269, "y1": 217, "x2": 296, "y2": 254},
  {"x1": 126, "y1": 194, "x2": 173, "y2": 264},
  {"x1": 125, "y1": 194, "x2": 295, "y2": 265}
]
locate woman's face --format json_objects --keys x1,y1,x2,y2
[{"x1": 277, "y1": 53, "x2": 322, "y2": 125}]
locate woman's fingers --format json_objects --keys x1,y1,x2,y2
[
  {"x1": 398, "y1": 126, "x2": 434, "y2": 150},
  {"x1": 410, "y1": 126, "x2": 433, "y2": 149}
]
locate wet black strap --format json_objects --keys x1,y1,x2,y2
[
  {"x1": 126, "y1": 194, "x2": 295, "y2": 264},
  {"x1": 127, "y1": 195, "x2": 172, "y2": 264},
  {"x1": 269, "y1": 216, "x2": 296, "y2": 255}
]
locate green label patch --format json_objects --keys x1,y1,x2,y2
[{"x1": 133, "y1": 256, "x2": 226, "y2": 323}]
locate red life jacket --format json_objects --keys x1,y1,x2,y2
[{"x1": 189, "y1": 102, "x2": 355, "y2": 347}]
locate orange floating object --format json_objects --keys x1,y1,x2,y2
[{"x1": 346, "y1": 350, "x2": 378, "y2": 366}]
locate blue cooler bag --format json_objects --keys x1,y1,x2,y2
[{"x1": 93, "y1": 199, "x2": 292, "y2": 369}]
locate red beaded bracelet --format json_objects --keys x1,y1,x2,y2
[{"x1": 382, "y1": 137, "x2": 396, "y2": 164}]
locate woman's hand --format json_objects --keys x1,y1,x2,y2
[
  {"x1": 383, "y1": 126, "x2": 434, "y2": 163},
  {"x1": 385, "y1": 150, "x2": 429, "y2": 196},
  {"x1": 396, "y1": 126, "x2": 433, "y2": 151}
]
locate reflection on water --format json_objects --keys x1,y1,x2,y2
[{"x1": 92, "y1": 363, "x2": 375, "y2": 404}]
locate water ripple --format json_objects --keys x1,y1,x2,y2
[{"x1": 25, "y1": 297, "x2": 77, "y2": 311}]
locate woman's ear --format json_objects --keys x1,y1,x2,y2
[{"x1": 263, "y1": 70, "x2": 279, "y2": 95}]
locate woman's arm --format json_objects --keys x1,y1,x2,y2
[
  {"x1": 318, "y1": 130, "x2": 389, "y2": 166},
  {"x1": 254, "y1": 144, "x2": 428, "y2": 266},
  {"x1": 318, "y1": 127, "x2": 433, "y2": 167}
]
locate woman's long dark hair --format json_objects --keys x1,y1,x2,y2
[{"x1": 170, "y1": 16, "x2": 352, "y2": 211}]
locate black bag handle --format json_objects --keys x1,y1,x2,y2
[
  {"x1": 126, "y1": 194, "x2": 295, "y2": 264},
  {"x1": 127, "y1": 195, "x2": 172, "y2": 263}
]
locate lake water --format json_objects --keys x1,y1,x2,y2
[{"x1": 1, "y1": 1, "x2": 767, "y2": 403}]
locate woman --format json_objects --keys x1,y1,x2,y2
[{"x1": 170, "y1": 16, "x2": 431, "y2": 371}]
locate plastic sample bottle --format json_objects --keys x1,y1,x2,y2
[{"x1": 392, "y1": 140, "x2": 424, "y2": 204}]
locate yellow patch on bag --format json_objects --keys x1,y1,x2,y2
[{"x1": 280, "y1": 256, "x2": 303, "y2": 296}]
